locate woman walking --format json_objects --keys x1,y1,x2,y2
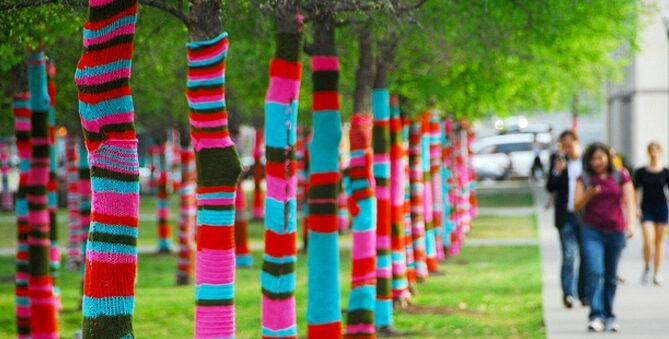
[
  {"x1": 574, "y1": 142, "x2": 635, "y2": 332},
  {"x1": 633, "y1": 142, "x2": 669, "y2": 285}
]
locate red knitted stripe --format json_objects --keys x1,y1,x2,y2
[
  {"x1": 266, "y1": 161, "x2": 297, "y2": 179},
  {"x1": 187, "y1": 62, "x2": 224, "y2": 78},
  {"x1": 77, "y1": 42, "x2": 133, "y2": 67},
  {"x1": 308, "y1": 215, "x2": 338, "y2": 232},
  {"x1": 351, "y1": 256, "x2": 376, "y2": 277},
  {"x1": 188, "y1": 37, "x2": 227, "y2": 59},
  {"x1": 269, "y1": 59, "x2": 302, "y2": 80},
  {"x1": 312, "y1": 91, "x2": 340, "y2": 111},
  {"x1": 377, "y1": 201, "x2": 391, "y2": 236},
  {"x1": 84, "y1": 4, "x2": 137, "y2": 30},
  {"x1": 309, "y1": 172, "x2": 339, "y2": 186},
  {"x1": 190, "y1": 129, "x2": 230, "y2": 141},
  {"x1": 186, "y1": 86, "x2": 224, "y2": 99},
  {"x1": 84, "y1": 261, "x2": 135, "y2": 297},
  {"x1": 14, "y1": 107, "x2": 31, "y2": 117},
  {"x1": 196, "y1": 185, "x2": 236, "y2": 194},
  {"x1": 373, "y1": 120, "x2": 390, "y2": 128},
  {"x1": 264, "y1": 231, "x2": 296, "y2": 257},
  {"x1": 92, "y1": 212, "x2": 138, "y2": 227},
  {"x1": 189, "y1": 110, "x2": 227, "y2": 122},
  {"x1": 197, "y1": 225, "x2": 234, "y2": 250},
  {"x1": 308, "y1": 322, "x2": 342, "y2": 339},
  {"x1": 30, "y1": 305, "x2": 58, "y2": 332},
  {"x1": 79, "y1": 86, "x2": 131, "y2": 104}
]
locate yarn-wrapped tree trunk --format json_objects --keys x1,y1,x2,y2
[
  {"x1": 186, "y1": 32, "x2": 242, "y2": 337},
  {"x1": 74, "y1": 0, "x2": 140, "y2": 336},
  {"x1": 429, "y1": 113, "x2": 444, "y2": 261},
  {"x1": 78, "y1": 144, "x2": 91, "y2": 284},
  {"x1": 234, "y1": 181, "x2": 252, "y2": 267},
  {"x1": 401, "y1": 117, "x2": 417, "y2": 290},
  {"x1": 13, "y1": 92, "x2": 32, "y2": 338},
  {"x1": 46, "y1": 61, "x2": 60, "y2": 308},
  {"x1": 295, "y1": 126, "x2": 307, "y2": 213},
  {"x1": 344, "y1": 113, "x2": 377, "y2": 338},
  {"x1": 176, "y1": 146, "x2": 196, "y2": 285},
  {"x1": 252, "y1": 127, "x2": 265, "y2": 219},
  {"x1": 388, "y1": 94, "x2": 409, "y2": 303},
  {"x1": 65, "y1": 136, "x2": 81, "y2": 270},
  {"x1": 27, "y1": 51, "x2": 58, "y2": 338},
  {"x1": 338, "y1": 166, "x2": 349, "y2": 233},
  {"x1": 156, "y1": 144, "x2": 173, "y2": 253},
  {"x1": 0, "y1": 142, "x2": 13, "y2": 211},
  {"x1": 306, "y1": 12, "x2": 344, "y2": 337},
  {"x1": 441, "y1": 119, "x2": 454, "y2": 251},
  {"x1": 421, "y1": 113, "x2": 439, "y2": 273},
  {"x1": 261, "y1": 5, "x2": 302, "y2": 336},
  {"x1": 408, "y1": 122, "x2": 428, "y2": 281}
]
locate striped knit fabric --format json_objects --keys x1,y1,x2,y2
[
  {"x1": 372, "y1": 89, "x2": 393, "y2": 328},
  {"x1": 27, "y1": 51, "x2": 58, "y2": 338},
  {"x1": 170, "y1": 131, "x2": 181, "y2": 192},
  {"x1": 74, "y1": 0, "x2": 139, "y2": 336},
  {"x1": 344, "y1": 113, "x2": 377, "y2": 338},
  {"x1": 301, "y1": 131, "x2": 311, "y2": 251},
  {"x1": 295, "y1": 126, "x2": 307, "y2": 212},
  {"x1": 421, "y1": 114, "x2": 439, "y2": 273},
  {"x1": 78, "y1": 144, "x2": 91, "y2": 281},
  {"x1": 65, "y1": 136, "x2": 81, "y2": 270},
  {"x1": 176, "y1": 146, "x2": 196, "y2": 285},
  {"x1": 448, "y1": 123, "x2": 470, "y2": 256},
  {"x1": 13, "y1": 92, "x2": 32, "y2": 338},
  {"x1": 429, "y1": 113, "x2": 444, "y2": 261},
  {"x1": 156, "y1": 145, "x2": 173, "y2": 252},
  {"x1": 46, "y1": 61, "x2": 61, "y2": 308},
  {"x1": 234, "y1": 181, "x2": 252, "y2": 267},
  {"x1": 0, "y1": 143, "x2": 12, "y2": 211},
  {"x1": 401, "y1": 117, "x2": 416, "y2": 288},
  {"x1": 408, "y1": 122, "x2": 428, "y2": 280},
  {"x1": 338, "y1": 166, "x2": 349, "y2": 233},
  {"x1": 389, "y1": 95, "x2": 409, "y2": 301},
  {"x1": 261, "y1": 31, "x2": 301, "y2": 339},
  {"x1": 148, "y1": 145, "x2": 159, "y2": 195},
  {"x1": 466, "y1": 126, "x2": 477, "y2": 222},
  {"x1": 307, "y1": 55, "x2": 343, "y2": 338},
  {"x1": 441, "y1": 119, "x2": 454, "y2": 249},
  {"x1": 253, "y1": 128, "x2": 265, "y2": 219},
  {"x1": 186, "y1": 32, "x2": 242, "y2": 338}
]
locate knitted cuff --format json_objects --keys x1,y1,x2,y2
[
  {"x1": 389, "y1": 94, "x2": 409, "y2": 300},
  {"x1": 47, "y1": 61, "x2": 61, "y2": 308},
  {"x1": 409, "y1": 122, "x2": 428, "y2": 279},
  {"x1": 13, "y1": 93, "x2": 32, "y2": 338},
  {"x1": 344, "y1": 113, "x2": 377, "y2": 338},
  {"x1": 187, "y1": 32, "x2": 241, "y2": 339},
  {"x1": 261, "y1": 32, "x2": 301, "y2": 338},
  {"x1": 75, "y1": 0, "x2": 139, "y2": 337}
]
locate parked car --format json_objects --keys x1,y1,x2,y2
[{"x1": 472, "y1": 133, "x2": 552, "y2": 179}]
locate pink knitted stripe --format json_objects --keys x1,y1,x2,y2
[
  {"x1": 84, "y1": 24, "x2": 135, "y2": 47},
  {"x1": 187, "y1": 94, "x2": 225, "y2": 104},
  {"x1": 346, "y1": 324, "x2": 375, "y2": 334},
  {"x1": 351, "y1": 231, "x2": 376, "y2": 260},
  {"x1": 266, "y1": 77, "x2": 301, "y2": 104},
  {"x1": 89, "y1": 0, "x2": 118, "y2": 6},
  {"x1": 265, "y1": 177, "x2": 296, "y2": 201},
  {"x1": 262, "y1": 296, "x2": 297, "y2": 330},
  {"x1": 191, "y1": 137, "x2": 234, "y2": 152},
  {"x1": 76, "y1": 69, "x2": 130, "y2": 86},
  {"x1": 189, "y1": 117, "x2": 228, "y2": 129},
  {"x1": 187, "y1": 43, "x2": 228, "y2": 63},
  {"x1": 80, "y1": 112, "x2": 133, "y2": 133},
  {"x1": 376, "y1": 235, "x2": 391, "y2": 249},
  {"x1": 195, "y1": 249, "x2": 235, "y2": 285},
  {"x1": 92, "y1": 192, "x2": 139, "y2": 216},
  {"x1": 194, "y1": 305, "x2": 234, "y2": 338},
  {"x1": 375, "y1": 186, "x2": 390, "y2": 200},
  {"x1": 197, "y1": 197, "x2": 235, "y2": 206},
  {"x1": 311, "y1": 56, "x2": 340, "y2": 71}
]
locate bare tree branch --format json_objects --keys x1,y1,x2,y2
[{"x1": 138, "y1": 0, "x2": 191, "y2": 29}]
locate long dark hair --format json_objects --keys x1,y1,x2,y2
[{"x1": 583, "y1": 142, "x2": 615, "y2": 175}]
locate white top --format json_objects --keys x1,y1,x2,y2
[{"x1": 567, "y1": 158, "x2": 583, "y2": 212}]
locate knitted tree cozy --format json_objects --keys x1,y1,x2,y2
[
  {"x1": 307, "y1": 55, "x2": 343, "y2": 338},
  {"x1": 338, "y1": 166, "x2": 350, "y2": 233},
  {"x1": 78, "y1": 144, "x2": 91, "y2": 280},
  {"x1": 429, "y1": 113, "x2": 445, "y2": 261},
  {"x1": 74, "y1": 0, "x2": 140, "y2": 336},
  {"x1": 344, "y1": 113, "x2": 377, "y2": 338},
  {"x1": 0, "y1": 142, "x2": 12, "y2": 211},
  {"x1": 46, "y1": 61, "x2": 61, "y2": 308},
  {"x1": 27, "y1": 51, "x2": 59, "y2": 338},
  {"x1": 441, "y1": 119, "x2": 454, "y2": 249},
  {"x1": 408, "y1": 122, "x2": 428, "y2": 280},
  {"x1": 301, "y1": 131, "x2": 311, "y2": 251},
  {"x1": 401, "y1": 117, "x2": 417, "y2": 288},
  {"x1": 176, "y1": 146, "x2": 196, "y2": 285},
  {"x1": 252, "y1": 128, "x2": 265, "y2": 219},
  {"x1": 372, "y1": 89, "x2": 393, "y2": 328},
  {"x1": 66, "y1": 136, "x2": 81, "y2": 270},
  {"x1": 156, "y1": 145, "x2": 173, "y2": 253},
  {"x1": 295, "y1": 126, "x2": 307, "y2": 213},
  {"x1": 186, "y1": 32, "x2": 242, "y2": 338},
  {"x1": 13, "y1": 93, "x2": 32, "y2": 338},
  {"x1": 421, "y1": 114, "x2": 439, "y2": 272},
  {"x1": 261, "y1": 31, "x2": 301, "y2": 339},
  {"x1": 389, "y1": 95, "x2": 409, "y2": 301},
  {"x1": 234, "y1": 181, "x2": 252, "y2": 267}
]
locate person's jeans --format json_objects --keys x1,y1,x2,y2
[
  {"x1": 558, "y1": 215, "x2": 585, "y2": 300},
  {"x1": 580, "y1": 226, "x2": 626, "y2": 320}
]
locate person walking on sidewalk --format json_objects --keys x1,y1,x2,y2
[
  {"x1": 546, "y1": 130, "x2": 586, "y2": 308},
  {"x1": 633, "y1": 141, "x2": 669, "y2": 285},
  {"x1": 574, "y1": 142, "x2": 636, "y2": 332}
]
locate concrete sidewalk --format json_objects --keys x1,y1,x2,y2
[{"x1": 533, "y1": 185, "x2": 669, "y2": 338}]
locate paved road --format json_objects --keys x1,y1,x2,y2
[{"x1": 534, "y1": 185, "x2": 669, "y2": 338}]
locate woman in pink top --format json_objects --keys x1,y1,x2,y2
[{"x1": 574, "y1": 142, "x2": 636, "y2": 333}]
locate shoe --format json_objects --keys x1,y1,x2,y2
[
  {"x1": 605, "y1": 319, "x2": 620, "y2": 332},
  {"x1": 563, "y1": 295, "x2": 574, "y2": 309},
  {"x1": 654, "y1": 273, "x2": 663, "y2": 286},
  {"x1": 642, "y1": 266, "x2": 651, "y2": 283},
  {"x1": 587, "y1": 318, "x2": 605, "y2": 332}
]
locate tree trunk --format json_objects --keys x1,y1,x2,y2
[
  {"x1": 261, "y1": 2, "x2": 302, "y2": 337},
  {"x1": 421, "y1": 113, "x2": 439, "y2": 272},
  {"x1": 46, "y1": 61, "x2": 60, "y2": 309},
  {"x1": 441, "y1": 119, "x2": 454, "y2": 251},
  {"x1": 77, "y1": 143, "x2": 91, "y2": 304},
  {"x1": 0, "y1": 141, "x2": 12, "y2": 211},
  {"x1": 74, "y1": 0, "x2": 140, "y2": 336},
  {"x1": 13, "y1": 92, "x2": 32, "y2": 337},
  {"x1": 176, "y1": 146, "x2": 196, "y2": 285},
  {"x1": 401, "y1": 117, "x2": 417, "y2": 289},
  {"x1": 188, "y1": 0, "x2": 224, "y2": 42},
  {"x1": 307, "y1": 10, "x2": 343, "y2": 338},
  {"x1": 429, "y1": 113, "x2": 445, "y2": 262},
  {"x1": 156, "y1": 144, "x2": 173, "y2": 253},
  {"x1": 65, "y1": 136, "x2": 81, "y2": 271},
  {"x1": 252, "y1": 127, "x2": 264, "y2": 219},
  {"x1": 409, "y1": 122, "x2": 428, "y2": 280},
  {"x1": 352, "y1": 24, "x2": 374, "y2": 115}
]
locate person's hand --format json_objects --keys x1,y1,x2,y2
[
  {"x1": 626, "y1": 224, "x2": 635, "y2": 239},
  {"x1": 585, "y1": 185, "x2": 601, "y2": 198},
  {"x1": 553, "y1": 157, "x2": 566, "y2": 172}
]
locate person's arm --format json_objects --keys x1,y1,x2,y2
[
  {"x1": 546, "y1": 154, "x2": 563, "y2": 193},
  {"x1": 622, "y1": 181, "x2": 636, "y2": 239},
  {"x1": 573, "y1": 179, "x2": 599, "y2": 211}
]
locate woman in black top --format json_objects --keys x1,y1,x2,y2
[{"x1": 633, "y1": 142, "x2": 669, "y2": 285}]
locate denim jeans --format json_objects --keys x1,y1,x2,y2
[
  {"x1": 558, "y1": 214, "x2": 585, "y2": 300},
  {"x1": 580, "y1": 226, "x2": 626, "y2": 320}
]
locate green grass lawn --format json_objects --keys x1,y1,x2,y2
[
  {"x1": 476, "y1": 184, "x2": 534, "y2": 208},
  {"x1": 467, "y1": 214, "x2": 538, "y2": 239}
]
